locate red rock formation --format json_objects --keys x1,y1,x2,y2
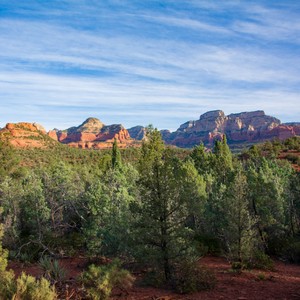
[
  {"x1": 48, "y1": 130, "x2": 58, "y2": 141},
  {"x1": 162, "y1": 110, "x2": 300, "y2": 148},
  {"x1": 0, "y1": 122, "x2": 57, "y2": 148},
  {"x1": 54, "y1": 118, "x2": 137, "y2": 149}
]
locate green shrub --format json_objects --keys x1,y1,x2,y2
[
  {"x1": 195, "y1": 234, "x2": 222, "y2": 255},
  {"x1": 172, "y1": 259, "x2": 216, "y2": 294},
  {"x1": 141, "y1": 269, "x2": 165, "y2": 288},
  {"x1": 39, "y1": 256, "x2": 67, "y2": 283},
  {"x1": 14, "y1": 272, "x2": 57, "y2": 300},
  {"x1": 246, "y1": 250, "x2": 274, "y2": 270},
  {"x1": 282, "y1": 241, "x2": 300, "y2": 263},
  {"x1": 0, "y1": 271, "x2": 56, "y2": 300},
  {"x1": 286, "y1": 154, "x2": 299, "y2": 164},
  {"x1": 81, "y1": 259, "x2": 135, "y2": 300},
  {"x1": 231, "y1": 261, "x2": 243, "y2": 271},
  {"x1": 256, "y1": 273, "x2": 266, "y2": 281},
  {"x1": 0, "y1": 269, "x2": 16, "y2": 299}
]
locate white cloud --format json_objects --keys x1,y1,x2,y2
[{"x1": 0, "y1": 1, "x2": 299, "y2": 130}]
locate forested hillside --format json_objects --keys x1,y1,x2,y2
[{"x1": 0, "y1": 131, "x2": 299, "y2": 299}]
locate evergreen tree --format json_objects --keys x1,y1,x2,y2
[
  {"x1": 0, "y1": 207, "x2": 8, "y2": 272},
  {"x1": 223, "y1": 167, "x2": 257, "y2": 264},
  {"x1": 135, "y1": 129, "x2": 206, "y2": 282},
  {"x1": 82, "y1": 146, "x2": 138, "y2": 256},
  {"x1": 111, "y1": 139, "x2": 122, "y2": 170}
]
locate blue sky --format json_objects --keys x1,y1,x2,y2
[{"x1": 0, "y1": 1, "x2": 299, "y2": 131}]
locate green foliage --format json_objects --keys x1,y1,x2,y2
[
  {"x1": 194, "y1": 234, "x2": 221, "y2": 255},
  {"x1": 141, "y1": 269, "x2": 165, "y2": 288},
  {"x1": 13, "y1": 272, "x2": 57, "y2": 300},
  {"x1": 111, "y1": 138, "x2": 122, "y2": 169},
  {"x1": 246, "y1": 250, "x2": 274, "y2": 270},
  {"x1": 0, "y1": 141, "x2": 20, "y2": 177},
  {"x1": 0, "y1": 208, "x2": 8, "y2": 272},
  {"x1": 285, "y1": 153, "x2": 300, "y2": 164},
  {"x1": 81, "y1": 260, "x2": 135, "y2": 300},
  {"x1": 135, "y1": 129, "x2": 206, "y2": 282},
  {"x1": 172, "y1": 258, "x2": 216, "y2": 294},
  {"x1": 21, "y1": 172, "x2": 50, "y2": 240},
  {"x1": 39, "y1": 256, "x2": 67, "y2": 283},
  {"x1": 224, "y1": 167, "x2": 258, "y2": 264},
  {"x1": 0, "y1": 208, "x2": 56, "y2": 300},
  {"x1": 0, "y1": 269, "x2": 16, "y2": 300},
  {"x1": 1, "y1": 128, "x2": 300, "y2": 296},
  {"x1": 256, "y1": 273, "x2": 266, "y2": 281},
  {"x1": 281, "y1": 238, "x2": 300, "y2": 263},
  {"x1": 82, "y1": 161, "x2": 138, "y2": 256}
]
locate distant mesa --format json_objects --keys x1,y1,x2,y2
[
  {"x1": 162, "y1": 110, "x2": 299, "y2": 148},
  {"x1": 0, "y1": 111, "x2": 299, "y2": 150}
]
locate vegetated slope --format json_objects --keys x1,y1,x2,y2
[
  {"x1": 1, "y1": 129, "x2": 300, "y2": 299},
  {"x1": 241, "y1": 136, "x2": 300, "y2": 172},
  {"x1": 0, "y1": 122, "x2": 58, "y2": 149}
]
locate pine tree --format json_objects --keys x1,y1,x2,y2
[
  {"x1": 112, "y1": 138, "x2": 122, "y2": 170},
  {"x1": 135, "y1": 128, "x2": 206, "y2": 282}
]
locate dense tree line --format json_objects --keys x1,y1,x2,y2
[{"x1": 0, "y1": 134, "x2": 299, "y2": 289}]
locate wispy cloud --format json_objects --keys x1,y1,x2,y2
[
  {"x1": 139, "y1": 14, "x2": 232, "y2": 34},
  {"x1": 0, "y1": 1, "x2": 299, "y2": 130}
]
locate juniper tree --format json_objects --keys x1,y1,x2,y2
[{"x1": 134, "y1": 128, "x2": 206, "y2": 282}]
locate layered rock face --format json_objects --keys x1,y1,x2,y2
[
  {"x1": 1, "y1": 111, "x2": 299, "y2": 150},
  {"x1": 53, "y1": 117, "x2": 135, "y2": 149},
  {"x1": 128, "y1": 126, "x2": 146, "y2": 140},
  {"x1": 163, "y1": 110, "x2": 298, "y2": 148},
  {"x1": 0, "y1": 122, "x2": 55, "y2": 148}
]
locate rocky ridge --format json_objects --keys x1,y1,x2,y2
[
  {"x1": 127, "y1": 126, "x2": 146, "y2": 140},
  {"x1": 51, "y1": 118, "x2": 137, "y2": 149},
  {"x1": 0, "y1": 111, "x2": 299, "y2": 150},
  {"x1": 0, "y1": 122, "x2": 56, "y2": 148},
  {"x1": 162, "y1": 110, "x2": 299, "y2": 148}
]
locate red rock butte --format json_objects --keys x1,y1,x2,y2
[
  {"x1": 0, "y1": 111, "x2": 299, "y2": 149},
  {"x1": 50, "y1": 117, "x2": 137, "y2": 149}
]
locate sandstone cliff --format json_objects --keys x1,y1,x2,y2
[
  {"x1": 0, "y1": 122, "x2": 57, "y2": 148},
  {"x1": 128, "y1": 126, "x2": 146, "y2": 140},
  {"x1": 54, "y1": 117, "x2": 137, "y2": 149},
  {"x1": 163, "y1": 110, "x2": 298, "y2": 148},
  {"x1": 1, "y1": 111, "x2": 299, "y2": 150}
]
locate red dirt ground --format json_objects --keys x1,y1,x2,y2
[{"x1": 8, "y1": 256, "x2": 300, "y2": 300}]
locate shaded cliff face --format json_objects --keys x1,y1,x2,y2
[
  {"x1": 128, "y1": 126, "x2": 146, "y2": 140},
  {"x1": 0, "y1": 122, "x2": 57, "y2": 148},
  {"x1": 163, "y1": 110, "x2": 298, "y2": 148},
  {"x1": 53, "y1": 117, "x2": 136, "y2": 149}
]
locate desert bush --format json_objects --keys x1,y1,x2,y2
[
  {"x1": 195, "y1": 234, "x2": 222, "y2": 255},
  {"x1": 14, "y1": 272, "x2": 57, "y2": 300},
  {"x1": 172, "y1": 258, "x2": 216, "y2": 294},
  {"x1": 286, "y1": 154, "x2": 299, "y2": 164},
  {"x1": 231, "y1": 261, "x2": 243, "y2": 271},
  {"x1": 39, "y1": 256, "x2": 67, "y2": 283},
  {"x1": 0, "y1": 271, "x2": 56, "y2": 300},
  {"x1": 256, "y1": 273, "x2": 266, "y2": 281},
  {"x1": 0, "y1": 269, "x2": 16, "y2": 299},
  {"x1": 81, "y1": 259, "x2": 135, "y2": 300},
  {"x1": 141, "y1": 269, "x2": 165, "y2": 288},
  {"x1": 282, "y1": 240, "x2": 300, "y2": 263},
  {"x1": 246, "y1": 250, "x2": 274, "y2": 270}
]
